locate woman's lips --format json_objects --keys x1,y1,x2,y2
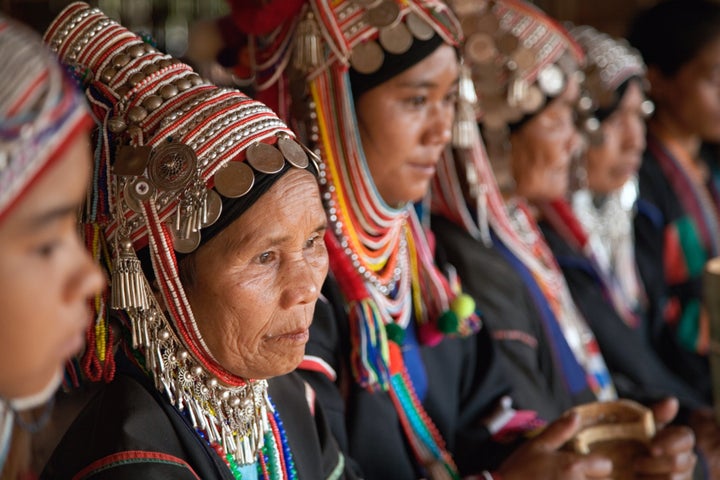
[{"x1": 267, "y1": 328, "x2": 310, "y2": 345}]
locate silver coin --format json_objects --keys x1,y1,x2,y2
[
  {"x1": 518, "y1": 84, "x2": 545, "y2": 113},
  {"x1": 246, "y1": 142, "x2": 285, "y2": 174},
  {"x1": 365, "y1": 1, "x2": 400, "y2": 28},
  {"x1": 114, "y1": 145, "x2": 151, "y2": 176},
  {"x1": 127, "y1": 176, "x2": 155, "y2": 202},
  {"x1": 465, "y1": 33, "x2": 497, "y2": 64},
  {"x1": 213, "y1": 161, "x2": 255, "y2": 198},
  {"x1": 277, "y1": 137, "x2": 309, "y2": 169},
  {"x1": 203, "y1": 189, "x2": 223, "y2": 227},
  {"x1": 405, "y1": 12, "x2": 435, "y2": 41},
  {"x1": 379, "y1": 22, "x2": 413, "y2": 55},
  {"x1": 537, "y1": 64, "x2": 565, "y2": 97},
  {"x1": 350, "y1": 40, "x2": 384, "y2": 74},
  {"x1": 511, "y1": 47, "x2": 536, "y2": 72},
  {"x1": 171, "y1": 228, "x2": 201, "y2": 254},
  {"x1": 148, "y1": 143, "x2": 197, "y2": 191},
  {"x1": 123, "y1": 180, "x2": 143, "y2": 213},
  {"x1": 495, "y1": 32, "x2": 519, "y2": 55}
]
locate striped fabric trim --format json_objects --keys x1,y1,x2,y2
[
  {"x1": 72, "y1": 451, "x2": 201, "y2": 480},
  {"x1": 299, "y1": 355, "x2": 337, "y2": 381}
]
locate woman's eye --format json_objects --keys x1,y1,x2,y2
[
  {"x1": 258, "y1": 251, "x2": 275, "y2": 264},
  {"x1": 35, "y1": 241, "x2": 60, "y2": 259},
  {"x1": 445, "y1": 90, "x2": 459, "y2": 104},
  {"x1": 305, "y1": 234, "x2": 323, "y2": 249},
  {"x1": 406, "y1": 96, "x2": 427, "y2": 107}
]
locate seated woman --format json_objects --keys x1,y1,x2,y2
[
  {"x1": 539, "y1": 24, "x2": 706, "y2": 415},
  {"x1": 539, "y1": 24, "x2": 720, "y2": 478},
  {"x1": 40, "y1": 3, "x2": 354, "y2": 479},
  {"x1": 0, "y1": 16, "x2": 104, "y2": 478},
  {"x1": 628, "y1": 0, "x2": 720, "y2": 407},
  {"x1": 431, "y1": 0, "x2": 696, "y2": 477},
  {"x1": 222, "y1": 0, "x2": 690, "y2": 478}
]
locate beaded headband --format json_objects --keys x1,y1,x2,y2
[
  {"x1": 45, "y1": 2, "x2": 317, "y2": 465},
  {"x1": 452, "y1": 0, "x2": 583, "y2": 138},
  {"x1": 570, "y1": 25, "x2": 653, "y2": 142},
  {"x1": 0, "y1": 16, "x2": 92, "y2": 224}
]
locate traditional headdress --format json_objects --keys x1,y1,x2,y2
[
  {"x1": 0, "y1": 14, "x2": 93, "y2": 472},
  {"x1": 0, "y1": 16, "x2": 92, "y2": 224},
  {"x1": 224, "y1": 1, "x2": 480, "y2": 477},
  {"x1": 433, "y1": 0, "x2": 616, "y2": 404},
  {"x1": 571, "y1": 25, "x2": 651, "y2": 144},
  {"x1": 451, "y1": 0, "x2": 583, "y2": 173},
  {"x1": 541, "y1": 26, "x2": 651, "y2": 329},
  {"x1": 45, "y1": 2, "x2": 317, "y2": 474}
]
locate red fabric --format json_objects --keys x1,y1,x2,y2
[
  {"x1": 72, "y1": 451, "x2": 201, "y2": 480},
  {"x1": 227, "y1": 0, "x2": 305, "y2": 35},
  {"x1": 663, "y1": 226, "x2": 689, "y2": 285},
  {"x1": 299, "y1": 356, "x2": 336, "y2": 381}
]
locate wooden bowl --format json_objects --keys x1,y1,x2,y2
[{"x1": 564, "y1": 399, "x2": 655, "y2": 480}]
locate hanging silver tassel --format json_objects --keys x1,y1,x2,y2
[
  {"x1": 110, "y1": 237, "x2": 148, "y2": 310},
  {"x1": 293, "y1": 11, "x2": 323, "y2": 72},
  {"x1": 452, "y1": 64, "x2": 478, "y2": 149}
]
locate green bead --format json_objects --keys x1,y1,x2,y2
[
  {"x1": 438, "y1": 310, "x2": 459, "y2": 333},
  {"x1": 385, "y1": 322, "x2": 406, "y2": 344},
  {"x1": 450, "y1": 293, "x2": 475, "y2": 320}
]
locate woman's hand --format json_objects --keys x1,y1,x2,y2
[
  {"x1": 633, "y1": 398, "x2": 696, "y2": 479},
  {"x1": 496, "y1": 412, "x2": 613, "y2": 480},
  {"x1": 689, "y1": 406, "x2": 720, "y2": 478}
]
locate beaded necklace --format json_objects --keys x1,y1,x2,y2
[
  {"x1": 198, "y1": 396, "x2": 297, "y2": 480},
  {"x1": 311, "y1": 62, "x2": 478, "y2": 478}
]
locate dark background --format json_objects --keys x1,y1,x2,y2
[{"x1": 0, "y1": 0, "x2": 683, "y2": 58}]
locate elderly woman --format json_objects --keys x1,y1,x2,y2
[
  {"x1": 216, "y1": 0, "x2": 671, "y2": 478},
  {"x1": 538, "y1": 24, "x2": 706, "y2": 417},
  {"x1": 39, "y1": 3, "x2": 353, "y2": 479},
  {"x1": 0, "y1": 15, "x2": 104, "y2": 477},
  {"x1": 431, "y1": 1, "x2": 697, "y2": 478},
  {"x1": 628, "y1": 0, "x2": 720, "y2": 407}
]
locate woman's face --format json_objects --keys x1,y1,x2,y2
[
  {"x1": 184, "y1": 169, "x2": 328, "y2": 379},
  {"x1": 0, "y1": 134, "x2": 105, "y2": 400},
  {"x1": 650, "y1": 35, "x2": 720, "y2": 142},
  {"x1": 356, "y1": 44, "x2": 459, "y2": 207},
  {"x1": 585, "y1": 81, "x2": 647, "y2": 195},
  {"x1": 511, "y1": 76, "x2": 584, "y2": 203}
]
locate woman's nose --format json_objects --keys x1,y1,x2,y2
[
  {"x1": 425, "y1": 103, "x2": 454, "y2": 146},
  {"x1": 279, "y1": 258, "x2": 321, "y2": 309},
  {"x1": 67, "y1": 245, "x2": 106, "y2": 303}
]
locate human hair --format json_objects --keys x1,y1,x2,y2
[{"x1": 627, "y1": 0, "x2": 720, "y2": 76}]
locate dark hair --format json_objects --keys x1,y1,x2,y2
[{"x1": 627, "y1": 0, "x2": 720, "y2": 76}]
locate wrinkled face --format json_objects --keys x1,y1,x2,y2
[
  {"x1": 511, "y1": 76, "x2": 584, "y2": 202},
  {"x1": 586, "y1": 81, "x2": 647, "y2": 195},
  {"x1": 184, "y1": 169, "x2": 328, "y2": 379},
  {"x1": 356, "y1": 44, "x2": 459, "y2": 207},
  {"x1": 0, "y1": 134, "x2": 105, "y2": 400},
  {"x1": 650, "y1": 35, "x2": 720, "y2": 142}
]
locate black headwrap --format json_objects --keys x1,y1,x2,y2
[{"x1": 349, "y1": 33, "x2": 445, "y2": 99}]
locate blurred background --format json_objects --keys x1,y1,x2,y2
[{"x1": 0, "y1": 0, "x2": 684, "y2": 60}]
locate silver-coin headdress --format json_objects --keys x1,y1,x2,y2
[
  {"x1": 453, "y1": 0, "x2": 583, "y2": 169},
  {"x1": 45, "y1": 1, "x2": 316, "y2": 466},
  {"x1": 570, "y1": 25, "x2": 652, "y2": 145}
]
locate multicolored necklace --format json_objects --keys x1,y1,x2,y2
[{"x1": 198, "y1": 396, "x2": 297, "y2": 480}]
